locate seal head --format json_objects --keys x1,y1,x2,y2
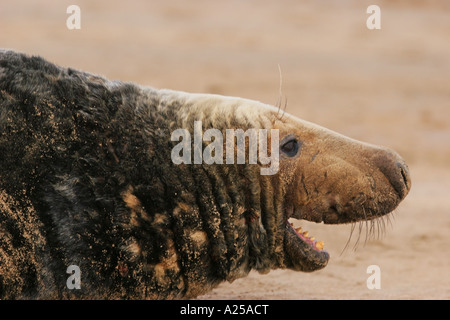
[
  {"x1": 272, "y1": 112, "x2": 411, "y2": 271},
  {"x1": 167, "y1": 92, "x2": 411, "y2": 274}
]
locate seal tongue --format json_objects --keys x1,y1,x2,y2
[{"x1": 284, "y1": 221, "x2": 329, "y2": 272}]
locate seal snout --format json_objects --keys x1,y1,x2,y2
[
  {"x1": 373, "y1": 149, "x2": 411, "y2": 200},
  {"x1": 396, "y1": 161, "x2": 411, "y2": 199}
]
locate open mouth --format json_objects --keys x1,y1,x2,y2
[
  {"x1": 284, "y1": 217, "x2": 330, "y2": 272},
  {"x1": 288, "y1": 220, "x2": 325, "y2": 251}
]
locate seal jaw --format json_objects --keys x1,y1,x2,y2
[
  {"x1": 284, "y1": 220, "x2": 329, "y2": 272},
  {"x1": 282, "y1": 202, "x2": 329, "y2": 271}
]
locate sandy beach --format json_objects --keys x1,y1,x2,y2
[{"x1": 1, "y1": 0, "x2": 449, "y2": 299}]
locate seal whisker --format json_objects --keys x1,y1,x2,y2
[
  {"x1": 353, "y1": 221, "x2": 363, "y2": 251},
  {"x1": 380, "y1": 214, "x2": 387, "y2": 238},
  {"x1": 384, "y1": 213, "x2": 393, "y2": 236},
  {"x1": 340, "y1": 222, "x2": 356, "y2": 256},
  {"x1": 375, "y1": 215, "x2": 381, "y2": 240},
  {"x1": 363, "y1": 207, "x2": 369, "y2": 246},
  {"x1": 275, "y1": 64, "x2": 288, "y2": 122},
  {"x1": 368, "y1": 217, "x2": 376, "y2": 240},
  {"x1": 275, "y1": 64, "x2": 283, "y2": 119},
  {"x1": 369, "y1": 219, "x2": 375, "y2": 239},
  {"x1": 386, "y1": 211, "x2": 395, "y2": 230},
  {"x1": 280, "y1": 96, "x2": 288, "y2": 122}
]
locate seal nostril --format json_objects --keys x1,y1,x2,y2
[
  {"x1": 373, "y1": 151, "x2": 411, "y2": 200},
  {"x1": 387, "y1": 161, "x2": 411, "y2": 199},
  {"x1": 400, "y1": 167, "x2": 408, "y2": 189},
  {"x1": 397, "y1": 161, "x2": 411, "y2": 192}
]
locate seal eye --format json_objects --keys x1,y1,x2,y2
[{"x1": 281, "y1": 138, "x2": 301, "y2": 157}]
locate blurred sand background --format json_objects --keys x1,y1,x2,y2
[{"x1": 1, "y1": 0, "x2": 449, "y2": 299}]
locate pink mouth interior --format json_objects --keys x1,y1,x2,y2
[{"x1": 287, "y1": 220, "x2": 325, "y2": 252}]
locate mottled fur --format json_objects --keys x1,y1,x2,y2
[
  {"x1": 0, "y1": 50, "x2": 410, "y2": 299},
  {"x1": 0, "y1": 50, "x2": 279, "y2": 299}
]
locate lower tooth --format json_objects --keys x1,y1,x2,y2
[{"x1": 315, "y1": 241, "x2": 324, "y2": 250}]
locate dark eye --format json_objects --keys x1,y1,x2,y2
[{"x1": 281, "y1": 138, "x2": 301, "y2": 157}]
